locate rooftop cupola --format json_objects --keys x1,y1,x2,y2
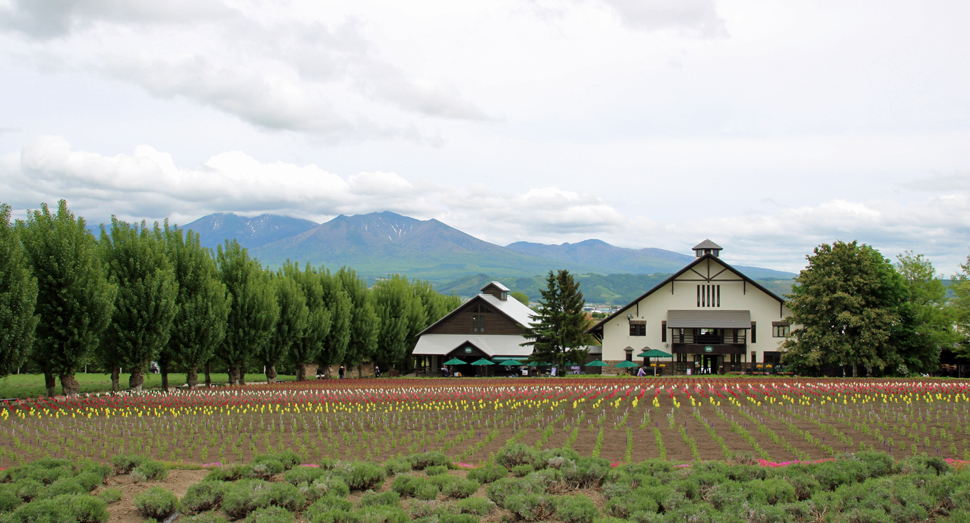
[
  {"x1": 692, "y1": 239, "x2": 722, "y2": 258},
  {"x1": 480, "y1": 281, "x2": 510, "y2": 301}
]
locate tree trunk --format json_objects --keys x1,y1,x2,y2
[
  {"x1": 110, "y1": 367, "x2": 121, "y2": 392},
  {"x1": 60, "y1": 372, "x2": 80, "y2": 396},
  {"x1": 160, "y1": 360, "x2": 170, "y2": 392},
  {"x1": 266, "y1": 365, "x2": 277, "y2": 383},
  {"x1": 239, "y1": 367, "x2": 246, "y2": 386},
  {"x1": 852, "y1": 363, "x2": 859, "y2": 378},
  {"x1": 228, "y1": 367, "x2": 238, "y2": 386},
  {"x1": 44, "y1": 369, "x2": 57, "y2": 398},
  {"x1": 187, "y1": 365, "x2": 199, "y2": 389},
  {"x1": 357, "y1": 364, "x2": 362, "y2": 379},
  {"x1": 295, "y1": 363, "x2": 308, "y2": 381},
  {"x1": 129, "y1": 368, "x2": 145, "y2": 392},
  {"x1": 204, "y1": 362, "x2": 212, "y2": 388}
]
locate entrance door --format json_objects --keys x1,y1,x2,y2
[{"x1": 701, "y1": 355, "x2": 721, "y2": 374}]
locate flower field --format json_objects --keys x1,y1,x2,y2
[{"x1": 3, "y1": 378, "x2": 970, "y2": 469}]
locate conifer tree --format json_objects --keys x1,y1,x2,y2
[{"x1": 522, "y1": 269, "x2": 592, "y2": 372}]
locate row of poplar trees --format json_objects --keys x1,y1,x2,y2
[{"x1": 0, "y1": 201, "x2": 460, "y2": 396}]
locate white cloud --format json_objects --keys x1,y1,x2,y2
[
  {"x1": 3, "y1": 136, "x2": 970, "y2": 275},
  {"x1": 599, "y1": 0, "x2": 727, "y2": 37}
]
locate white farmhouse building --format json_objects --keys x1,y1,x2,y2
[{"x1": 588, "y1": 240, "x2": 792, "y2": 374}]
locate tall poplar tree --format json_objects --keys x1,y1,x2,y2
[
  {"x1": 99, "y1": 218, "x2": 179, "y2": 391},
  {"x1": 164, "y1": 224, "x2": 230, "y2": 389},
  {"x1": 263, "y1": 272, "x2": 308, "y2": 382},
  {"x1": 521, "y1": 269, "x2": 591, "y2": 372},
  {"x1": 18, "y1": 200, "x2": 115, "y2": 396},
  {"x1": 0, "y1": 203, "x2": 38, "y2": 377},
  {"x1": 217, "y1": 240, "x2": 279, "y2": 385},
  {"x1": 337, "y1": 267, "x2": 378, "y2": 378},
  {"x1": 372, "y1": 274, "x2": 426, "y2": 371},
  {"x1": 283, "y1": 262, "x2": 332, "y2": 380},
  {"x1": 316, "y1": 268, "x2": 351, "y2": 373}
]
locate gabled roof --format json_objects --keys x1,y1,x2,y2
[
  {"x1": 416, "y1": 290, "x2": 535, "y2": 336},
  {"x1": 586, "y1": 253, "x2": 785, "y2": 335},
  {"x1": 412, "y1": 334, "x2": 533, "y2": 358}
]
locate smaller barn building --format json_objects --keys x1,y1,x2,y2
[{"x1": 412, "y1": 282, "x2": 535, "y2": 375}]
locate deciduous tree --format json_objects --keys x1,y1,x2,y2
[
  {"x1": 316, "y1": 268, "x2": 350, "y2": 374},
  {"x1": 18, "y1": 200, "x2": 115, "y2": 396},
  {"x1": 217, "y1": 240, "x2": 279, "y2": 385},
  {"x1": 283, "y1": 262, "x2": 332, "y2": 380},
  {"x1": 782, "y1": 241, "x2": 909, "y2": 376},
  {"x1": 338, "y1": 268, "x2": 378, "y2": 378},
  {"x1": 522, "y1": 269, "x2": 592, "y2": 372},
  {"x1": 372, "y1": 274, "x2": 426, "y2": 371},
  {"x1": 263, "y1": 271, "x2": 308, "y2": 382},
  {"x1": 0, "y1": 203, "x2": 38, "y2": 377},
  {"x1": 163, "y1": 224, "x2": 230, "y2": 389},
  {"x1": 99, "y1": 218, "x2": 179, "y2": 392},
  {"x1": 894, "y1": 252, "x2": 956, "y2": 373}
]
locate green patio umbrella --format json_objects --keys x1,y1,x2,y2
[
  {"x1": 637, "y1": 348, "x2": 673, "y2": 376},
  {"x1": 443, "y1": 358, "x2": 466, "y2": 365},
  {"x1": 470, "y1": 358, "x2": 495, "y2": 365},
  {"x1": 584, "y1": 360, "x2": 609, "y2": 367},
  {"x1": 614, "y1": 361, "x2": 640, "y2": 376},
  {"x1": 496, "y1": 359, "x2": 523, "y2": 366}
]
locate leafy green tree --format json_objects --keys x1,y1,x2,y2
[
  {"x1": 782, "y1": 241, "x2": 909, "y2": 377},
  {"x1": 510, "y1": 291, "x2": 530, "y2": 306},
  {"x1": 522, "y1": 269, "x2": 593, "y2": 372},
  {"x1": 0, "y1": 203, "x2": 39, "y2": 377},
  {"x1": 894, "y1": 252, "x2": 956, "y2": 373},
  {"x1": 315, "y1": 268, "x2": 351, "y2": 374},
  {"x1": 337, "y1": 268, "x2": 378, "y2": 378},
  {"x1": 372, "y1": 274, "x2": 426, "y2": 372},
  {"x1": 99, "y1": 218, "x2": 179, "y2": 391},
  {"x1": 18, "y1": 200, "x2": 116, "y2": 396},
  {"x1": 164, "y1": 223, "x2": 230, "y2": 389},
  {"x1": 952, "y1": 255, "x2": 970, "y2": 360},
  {"x1": 282, "y1": 263, "x2": 332, "y2": 380},
  {"x1": 217, "y1": 240, "x2": 279, "y2": 385},
  {"x1": 263, "y1": 271, "x2": 309, "y2": 382}
]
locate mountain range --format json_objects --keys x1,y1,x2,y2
[{"x1": 181, "y1": 211, "x2": 795, "y2": 301}]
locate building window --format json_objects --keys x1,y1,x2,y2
[
  {"x1": 772, "y1": 322, "x2": 790, "y2": 337},
  {"x1": 629, "y1": 321, "x2": 646, "y2": 336},
  {"x1": 661, "y1": 321, "x2": 667, "y2": 343},
  {"x1": 751, "y1": 322, "x2": 757, "y2": 343},
  {"x1": 696, "y1": 285, "x2": 720, "y2": 307},
  {"x1": 472, "y1": 315, "x2": 485, "y2": 333}
]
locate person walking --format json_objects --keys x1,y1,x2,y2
[
  {"x1": 637, "y1": 366, "x2": 646, "y2": 377},
  {"x1": 374, "y1": 365, "x2": 381, "y2": 378},
  {"x1": 338, "y1": 365, "x2": 345, "y2": 379}
]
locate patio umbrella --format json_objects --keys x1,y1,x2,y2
[
  {"x1": 443, "y1": 358, "x2": 466, "y2": 365},
  {"x1": 584, "y1": 360, "x2": 609, "y2": 367},
  {"x1": 636, "y1": 348, "x2": 673, "y2": 376},
  {"x1": 470, "y1": 358, "x2": 495, "y2": 365},
  {"x1": 614, "y1": 360, "x2": 639, "y2": 375},
  {"x1": 496, "y1": 359, "x2": 523, "y2": 366}
]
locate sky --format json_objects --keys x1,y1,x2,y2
[{"x1": 1, "y1": 0, "x2": 969, "y2": 274}]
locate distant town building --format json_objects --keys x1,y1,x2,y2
[{"x1": 587, "y1": 240, "x2": 791, "y2": 374}]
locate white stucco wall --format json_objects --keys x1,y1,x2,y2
[{"x1": 600, "y1": 257, "x2": 791, "y2": 362}]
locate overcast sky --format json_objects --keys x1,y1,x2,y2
[{"x1": 1, "y1": 0, "x2": 968, "y2": 274}]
